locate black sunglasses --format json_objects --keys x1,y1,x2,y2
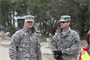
[{"x1": 60, "y1": 22, "x2": 66, "y2": 23}]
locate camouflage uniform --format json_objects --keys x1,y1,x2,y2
[
  {"x1": 9, "y1": 25, "x2": 42, "y2": 60},
  {"x1": 51, "y1": 27, "x2": 80, "y2": 60}
]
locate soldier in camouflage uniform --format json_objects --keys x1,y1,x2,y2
[
  {"x1": 51, "y1": 15, "x2": 80, "y2": 60},
  {"x1": 9, "y1": 15, "x2": 42, "y2": 60}
]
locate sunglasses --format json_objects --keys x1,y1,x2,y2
[{"x1": 60, "y1": 22, "x2": 66, "y2": 23}]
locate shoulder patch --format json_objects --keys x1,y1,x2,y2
[{"x1": 52, "y1": 36, "x2": 55, "y2": 40}]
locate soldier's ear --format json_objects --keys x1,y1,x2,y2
[
  {"x1": 32, "y1": 22, "x2": 34, "y2": 25},
  {"x1": 24, "y1": 21, "x2": 25, "y2": 23},
  {"x1": 68, "y1": 22, "x2": 70, "y2": 25},
  {"x1": 24, "y1": 21, "x2": 27, "y2": 25}
]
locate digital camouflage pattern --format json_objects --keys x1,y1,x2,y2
[
  {"x1": 51, "y1": 27, "x2": 80, "y2": 60},
  {"x1": 9, "y1": 25, "x2": 42, "y2": 60}
]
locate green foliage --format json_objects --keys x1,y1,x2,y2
[
  {"x1": 84, "y1": 19, "x2": 90, "y2": 31},
  {"x1": 0, "y1": 0, "x2": 89, "y2": 37},
  {"x1": 9, "y1": 26, "x2": 17, "y2": 36},
  {"x1": 27, "y1": 1, "x2": 49, "y2": 19},
  {"x1": 15, "y1": 0, "x2": 28, "y2": 16},
  {"x1": 0, "y1": 0, "x2": 16, "y2": 36},
  {"x1": 18, "y1": 20, "x2": 24, "y2": 24},
  {"x1": 61, "y1": 0, "x2": 89, "y2": 37},
  {"x1": 74, "y1": 22, "x2": 82, "y2": 33},
  {"x1": 26, "y1": 0, "x2": 61, "y2": 35}
]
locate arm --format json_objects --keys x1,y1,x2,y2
[
  {"x1": 51, "y1": 35, "x2": 59, "y2": 58},
  {"x1": 51, "y1": 38, "x2": 63, "y2": 59},
  {"x1": 51, "y1": 39, "x2": 58, "y2": 52},
  {"x1": 36, "y1": 37, "x2": 42, "y2": 60},
  {"x1": 51, "y1": 33, "x2": 59, "y2": 52},
  {"x1": 9, "y1": 33, "x2": 19, "y2": 60},
  {"x1": 62, "y1": 32, "x2": 80, "y2": 55},
  {"x1": 51, "y1": 31, "x2": 60, "y2": 52}
]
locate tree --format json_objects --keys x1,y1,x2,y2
[
  {"x1": 27, "y1": 0, "x2": 62, "y2": 35},
  {"x1": 0, "y1": 1, "x2": 13, "y2": 30},
  {"x1": 0, "y1": 0, "x2": 89, "y2": 37},
  {"x1": 15, "y1": 0, "x2": 29, "y2": 16},
  {"x1": 63, "y1": 0, "x2": 90, "y2": 36},
  {"x1": 0, "y1": 0, "x2": 30, "y2": 36}
]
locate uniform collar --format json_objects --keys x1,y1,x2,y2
[
  {"x1": 23, "y1": 24, "x2": 36, "y2": 33},
  {"x1": 60, "y1": 27, "x2": 71, "y2": 37}
]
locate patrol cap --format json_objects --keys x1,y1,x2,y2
[
  {"x1": 25, "y1": 15, "x2": 35, "y2": 22},
  {"x1": 59, "y1": 15, "x2": 71, "y2": 22}
]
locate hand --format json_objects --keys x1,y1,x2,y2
[
  {"x1": 56, "y1": 55, "x2": 63, "y2": 60},
  {"x1": 53, "y1": 51, "x2": 62, "y2": 55},
  {"x1": 54, "y1": 54, "x2": 58, "y2": 59},
  {"x1": 53, "y1": 51, "x2": 62, "y2": 59}
]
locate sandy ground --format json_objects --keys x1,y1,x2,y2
[{"x1": 0, "y1": 37, "x2": 87, "y2": 60}]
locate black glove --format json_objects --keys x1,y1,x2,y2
[
  {"x1": 53, "y1": 51, "x2": 63, "y2": 60},
  {"x1": 56, "y1": 55, "x2": 63, "y2": 60},
  {"x1": 53, "y1": 51, "x2": 62, "y2": 55},
  {"x1": 54, "y1": 54, "x2": 58, "y2": 59}
]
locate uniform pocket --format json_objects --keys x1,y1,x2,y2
[
  {"x1": 18, "y1": 58, "x2": 30, "y2": 60},
  {"x1": 19, "y1": 51, "x2": 30, "y2": 58}
]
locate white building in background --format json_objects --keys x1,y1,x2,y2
[{"x1": 14, "y1": 15, "x2": 25, "y2": 27}]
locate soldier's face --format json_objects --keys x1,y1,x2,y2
[
  {"x1": 60, "y1": 22, "x2": 70, "y2": 29},
  {"x1": 24, "y1": 21, "x2": 34, "y2": 29}
]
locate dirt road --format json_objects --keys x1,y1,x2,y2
[
  {"x1": 0, "y1": 37, "x2": 87, "y2": 60},
  {"x1": 0, "y1": 46, "x2": 10, "y2": 60},
  {"x1": 0, "y1": 37, "x2": 55, "y2": 60}
]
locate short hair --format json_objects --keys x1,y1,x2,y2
[{"x1": 86, "y1": 30, "x2": 90, "y2": 43}]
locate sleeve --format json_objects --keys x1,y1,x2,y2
[
  {"x1": 51, "y1": 34, "x2": 59, "y2": 57},
  {"x1": 9, "y1": 33, "x2": 19, "y2": 60},
  {"x1": 62, "y1": 32, "x2": 80, "y2": 55},
  {"x1": 51, "y1": 33, "x2": 59, "y2": 52},
  {"x1": 36, "y1": 37, "x2": 42, "y2": 60},
  {"x1": 51, "y1": 39, "x2": 58, "y2": 52}
]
